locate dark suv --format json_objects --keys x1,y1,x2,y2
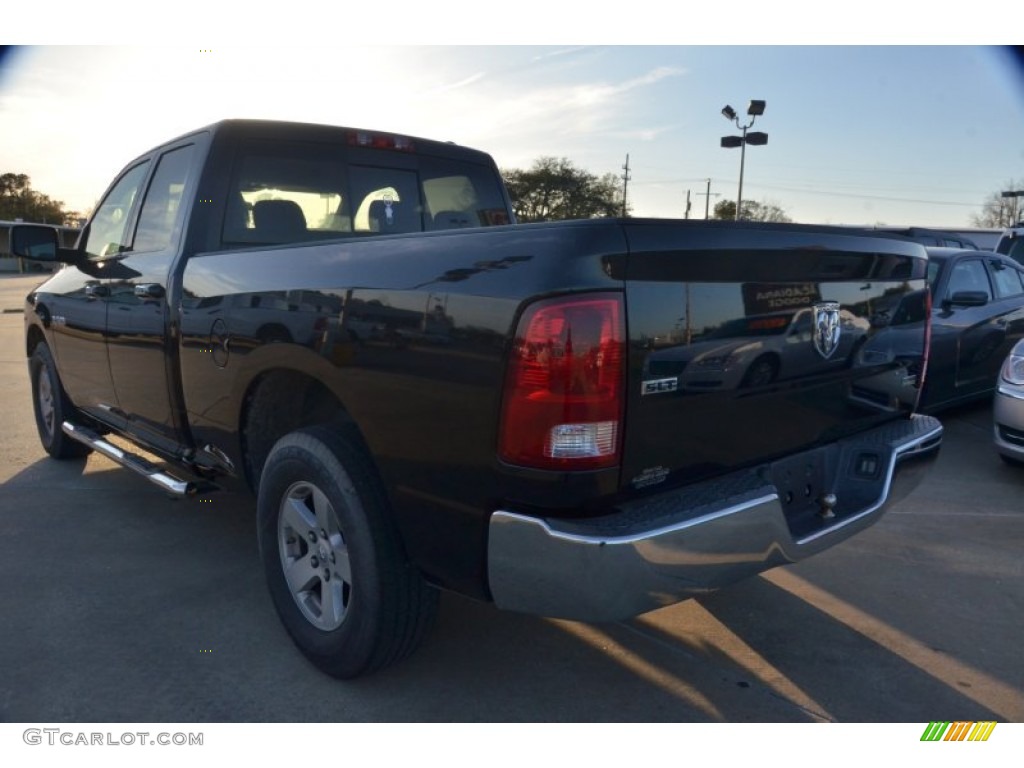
[{"x1": 865, "y1": 226, "x2": 981, "y2": 249}]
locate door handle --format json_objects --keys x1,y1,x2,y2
[{"x1": 134, "y1": 283, "x2": 165, "y2": 299}]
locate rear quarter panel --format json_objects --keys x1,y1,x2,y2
[{"x1": 178, "y1": 221, "x2": 627, "y2": 595}]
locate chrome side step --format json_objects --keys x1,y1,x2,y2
[{"x1": 61, "y1": 421, "x2": 208, "y2": 497}]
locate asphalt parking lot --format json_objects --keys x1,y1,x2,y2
[{"x1": 0, "y1": 272, "x2": 1021, "y2": 723}]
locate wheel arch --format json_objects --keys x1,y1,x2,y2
[
  {"x1": 238, "y1": 366, "x2": 370, "y2": 494},
  {"x1": 25, "y1": 322, "x2": 47, "y2": 359}
]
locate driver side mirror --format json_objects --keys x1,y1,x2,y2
[
  {"x1": 943, "y1": 290, "x2": 989, "y2": 309},
  {"x1": 10, "y1": 224, "x2": 79, "y2": 264}
]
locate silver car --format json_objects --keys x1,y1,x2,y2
[{"x1": 994, "y1": 338, "x2": 1024, "y2": 465}]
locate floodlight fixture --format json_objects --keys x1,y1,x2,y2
[
  {"x1": 1002, "y1": 190, "x2": 1024, "y2": 225},
  {"x1": 718, "y1": 98, "x2": 769, "y2": 220}
]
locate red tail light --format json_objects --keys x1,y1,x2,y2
[{"x1": 499, "y1": 293, "x2": 625, "y2": 470}]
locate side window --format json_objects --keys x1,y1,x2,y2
[
  {"x1": 133, "y1": 145, "x2": 195, "y2": 253},
  {"x1": 1009, "y1": 238, "x2": 1024, "y2": 267},
  {"x1": 420, "y1": 158, "x2": 511, "y2": 229},
  {"x1": 991, "y1": 261, "x2": 1024, "y2": 298},
  {"x1": 890, "y1": 290, "x2": 929, "y2": 325},
  {"x1": 82, "y1": 161, "x2": 150, "y2": 259},
  {"x1": 945, "y1": 260, "x2": 992, "y2": 301},
  {"x1": 223, "y1": 145, "x2": 351, "y2": 245},
  {"x1": 789, "y1": 310, "x2": 812, "y2": 337}
]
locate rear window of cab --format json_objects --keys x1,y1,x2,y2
[{"x1": 221, "y1": 139, "x2": 510, "y2": 246}]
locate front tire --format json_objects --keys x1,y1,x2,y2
[
  {"x1": 740, "y1": 355, "x2": 779, "y2": 388},
  {"x1": 257, "y1": 425, "x2": 438, "y2": 678},
  {"x1": 29, "y1": 342, "x2": 91, "y2": 459}
]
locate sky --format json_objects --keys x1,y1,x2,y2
[{"x1": 2, "y1": 42, "x2": 1023, "y2": 229}]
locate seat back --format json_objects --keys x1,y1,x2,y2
[{"x1": 252, "y1": 199, "x2": 307, "y2": 242}]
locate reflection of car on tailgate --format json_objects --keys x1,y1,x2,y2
[{"x1": 647, "y1": 307, "x2": 869, "y2": 391}]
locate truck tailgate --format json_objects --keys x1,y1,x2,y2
[{"x1": 620, "y1": 220, "x2": 930, "y2": 492}]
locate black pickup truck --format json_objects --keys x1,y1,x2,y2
[{"x1": 12, "y1": 120, "x2": 942, "y2": 678}]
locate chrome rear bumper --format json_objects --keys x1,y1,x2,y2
[{"x1": 488, "y1": 414, "x2": 942, "y2": 621}]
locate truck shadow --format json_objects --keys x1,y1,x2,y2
[
  {"x1": 2, "y1": 448, "x2": 1021, "y2": 723},
  {"x1": 396, "y1": 566, "x2": 1021, "y2": 722}
]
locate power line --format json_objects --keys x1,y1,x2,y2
[
  {"x1": 632, "y1": 178, "x2": 984, "y2": 208},
  {"x1": 743, "y1": 183, "x2": 982, "y2": 208}
]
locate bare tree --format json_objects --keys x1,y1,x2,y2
[{"x1": 971, "y1": 180, "x2": 1024, "y2": 228}]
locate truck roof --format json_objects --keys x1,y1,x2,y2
[{"x1": 148, "y1": 119, "x2": 496, "y2": 165}]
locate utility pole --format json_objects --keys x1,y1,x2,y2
[
  {"x1": 684, "y1": 190, "x2": 692, "y2": 219},
  {"x1": 696, "y1": 178, "x2": 720, "y2": 219},
  {"x1": 621, "y1": 154, "x2": 631, "y2": 217}
]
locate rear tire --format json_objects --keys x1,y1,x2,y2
[
  {"x1": 29, "y1": 342, "x2": 91, "y2": 459},
  {"x1": 257, "y1": 424, "x2": 438, "y2": 678}
]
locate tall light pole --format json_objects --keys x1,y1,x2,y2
[{"x1": 720, "y1": 100, "x2": 767, "y2": 221}]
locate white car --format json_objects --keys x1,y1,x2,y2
[
  {"x1": 994, "y1": 338, "x2": 1024, "y2": 466},
  {"x1": 645, "y1": 307, "x2": 868, "y2": 392}
]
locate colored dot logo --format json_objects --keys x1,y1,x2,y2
[{"x1": 920, "y1": 721, "x2": 997, "y2": 742}]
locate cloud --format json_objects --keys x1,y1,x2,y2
[
  {"x1": 529, "y1": 47, "x2": 592, "y2": 63},
  {"x1": 441, "y1": 65, "x2": 687, "y2": 149},
  {"x1": 610, "y1": 125, "x2": 679, "y2": 142},
  {"x1": 419, "y1": 71, "x2": 488, "y2": 98},
  {"x1": 565, "y1": 66, "x2": 686, "y2": 107}
]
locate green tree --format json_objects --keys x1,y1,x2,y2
[
  {"x1": 502, "y1": 157, "x2": 627, "y2": 222},
  {"x1": 971, "y1": 180, "x2": 1024, "y2": 228},
  {"x1": 713, "y1": 199, "x2": 792, "y2": 222},
  {"x1": 0, "y1": 172, "x2": 75, "y2": 225}
]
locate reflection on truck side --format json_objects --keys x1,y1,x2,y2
[{"x1": 645, "y1": 307, "x2": 869, "y2": 392}]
